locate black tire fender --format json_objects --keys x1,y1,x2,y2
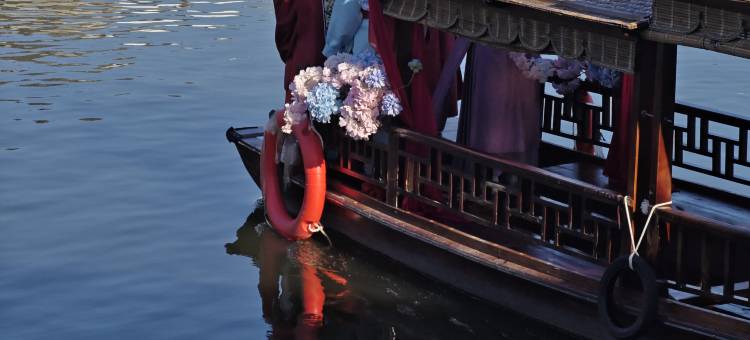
[{"x1": 598, "y1": 255, "x2": 658, "y2": 339}]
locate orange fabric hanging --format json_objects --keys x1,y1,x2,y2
[
  {"x1": 604, "y1": 74, "x2": 634, "y2": 191},
  {"x1": 604, "y1": 74, "x2": 672, "y2": 240}
]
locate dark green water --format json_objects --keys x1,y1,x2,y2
[{"x1": 1, "y1": 1, "x2": 748, "y2": 339}]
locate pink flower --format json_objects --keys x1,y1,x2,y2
[
  {"x1": 338, "y1": 82, "x2": 383, "y2": 139},
  {"x1": 290, "y1": 67, "x2": 324, "y2": 99},
  {"x1": 281, "y1": 100, "x2": 308, "y2": 134},
  {"x1": 336, "y1": 62, "x2": 363, "y2": 84}
]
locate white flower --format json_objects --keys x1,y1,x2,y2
[{"x1": 407, "y1": 59, "x2": 423, "y2": 73}]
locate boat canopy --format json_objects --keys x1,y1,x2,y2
[
  {"x1": 645, "y1": 0, "x2": 750, "y2": 60},
  {"x1": 382, "y1": 0, "x2": 750, "y2": 72}
]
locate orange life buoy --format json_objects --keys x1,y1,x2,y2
[{"x1": 261, "y1": 111, "x2": 326, "y2": 240}]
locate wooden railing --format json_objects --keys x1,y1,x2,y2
[
  {"x1": 328, "y1": 127, "x2": 626, "y2": 262},
  {"x1": 324, "y1": 123, "x2": 750, "y2": 314},
  {"x1": 541, "y1": 84, "x2": 615, "y2": 153},
  {"x1": 657, "y1": 208, "x2": 750, "y2": 308},
  {"x1": 540, "y1": 83, "x2": 750, "y2": 195},
  {"x1": 673, "y1": 102, "x2": 750, "y2": 188}
]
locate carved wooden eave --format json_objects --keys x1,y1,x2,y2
[
  {"x1": 643, "y1": 0, "x2": 750, "y2": 60},
  {"x1": 381, "y1": 0, "x2": 652, "y2": 73}
]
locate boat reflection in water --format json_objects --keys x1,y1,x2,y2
[
  {"x1": 225, "y1": 202, "x2": 575, "y2": 340},
  {"x1": 226, "y1": 204, "x2": 362, "y2": 340}
]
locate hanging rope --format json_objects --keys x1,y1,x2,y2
[
  {"x1": 308, "y1": 222, "x2": 333, "y2": 247},
  {"x1": 621, "y1": 196, "x2": 672, "y2": 270}
]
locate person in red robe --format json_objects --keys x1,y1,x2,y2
[{"x1": 273, "y1": 0, "x2": 326, "y2": 101}]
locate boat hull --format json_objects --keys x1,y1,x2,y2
[{"x1": 227, "y1": 126, "x2": 746, "y2": 339}]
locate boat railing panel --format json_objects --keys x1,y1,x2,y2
[
  {"x1": 395, "y1": 128, "x2": 624, "y2": 262},
  {"x1": 541, "y1": 82, "x2": 615, "y2": 154},
  {"x1": 672, "y1": 101, "x2": 750, "y2": 192},
  {"x1": 539, "y1": 82, "x2": 750, "y2": 198},
  {"x1": 328, "y1": 126, "x2": 626, "y2": 263},
  {"x1": 657, "y1": 208, "x2": 750, "y2": 309},
  {"x1": 325, "y1": 123, "x2": 750, "y2": 314}
]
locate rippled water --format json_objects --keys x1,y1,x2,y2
[
  {"x1": 0, "y1": 1, "x2": 571, "y2": 339},
  {"x1": 2, "y1": 1, "x2": 749, "y2": 339}
]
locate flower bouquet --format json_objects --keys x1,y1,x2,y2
[
  {"x1": 282, "y1": 51, "x2": 402, "y2": 140},
  {"x1": 508, "y1": 52, "x2": 621, "y2": 94}
]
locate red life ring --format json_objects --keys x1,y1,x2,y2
[{"x1": 261, "y1": 111, "x2": 326, "y2": 240}]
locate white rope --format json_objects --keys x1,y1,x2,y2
[
  {"x1": 308, "y1": 222, "x2": 332, "y2": 247},
  {"x1": 307, "y1": 222, "x2": 323, "y2": 233},
  {"x1": 622, "y1": 195, "x2": 672, "y2": 270}
]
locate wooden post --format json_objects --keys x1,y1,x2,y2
[
  {"x1": 627, "y1": 41, "x2": 677, "y2": 269},
  {"x1": 386, "y1": 130, "x2": 399, "y2": 206}
]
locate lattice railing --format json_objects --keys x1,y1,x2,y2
[
  {"x1": 328, "y1": 127, "x2": 626, "y2": 262},
  {"x1": 329, "y1": 131, "x2": 390, "y2": 190},
  {"x1": 325, "y1": 125, "x2": 750, "y2": 310},
  {"x1": 657, "y1": 208, "x2": 750, "y2": 308},
  {"x1": 541, "y1": 84, "x2": 615, "y2": 153},
  {"x1": 672, "y1": 102, "x2": 750, "y2": 187},
  {"x1": 540, "y1": 84, "x2": 750, "y2": 193}
]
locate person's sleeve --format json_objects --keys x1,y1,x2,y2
[{"x1": 323, "y1": 0, "x2": 363, "y2": 57}]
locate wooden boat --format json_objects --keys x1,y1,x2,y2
[{"x1": 228, "y1": 0, "x2": 750, "y2": 338}]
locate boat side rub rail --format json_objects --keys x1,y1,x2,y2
[{"x1": 226, "y1": 126, "x2": 264, "y2": 143}]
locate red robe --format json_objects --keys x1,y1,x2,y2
[{"x1": 274, "y1": 0, "x2": 326, "y2": 101}]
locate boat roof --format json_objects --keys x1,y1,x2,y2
[
  {"x1": 384, "y1": 0, "x2": 644, "y2": 72},
  {"x1": 383, "y1": 0, "x2": 750, "y2": 71},
  {"x1": 493, "y1": 0, "x2": 652, "y2": 30},
  {"x1": 647, "y1": 0, "x2": 750, "y2": 60}
]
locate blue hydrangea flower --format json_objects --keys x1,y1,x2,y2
[
  {"x1": 354, "y1": 49, "x2": 382, "y2": 67},
  {"x1": 364, "y1": 67, "x2": 386, "y2": 89},
  {"x1": 306, "y1": 82, "x2": 341, "y2": 123},
  {"x1": 380, "y1": 92, "x2": 402, "y2": 117}
]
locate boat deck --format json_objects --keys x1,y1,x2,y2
[{"x1": 545, "y1": 162, "x2": 750, "y2": 229}]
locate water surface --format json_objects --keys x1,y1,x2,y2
[
  {"x1": 2, "y1": 1, "x2": 748, "y2": 339},
  {"x1": 0, "y1": 1, "x2": 570, "y2": 339}
]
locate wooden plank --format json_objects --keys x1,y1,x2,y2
[
  {"x1": 701, "y1": 234, "x2": 711, "y2": 294},
  {"x1": 493, "y1": 0, "x2": 651, "y2": 29},
  {"x1": 723, "y1": 240, "x2": 736, "y2": 299}
]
